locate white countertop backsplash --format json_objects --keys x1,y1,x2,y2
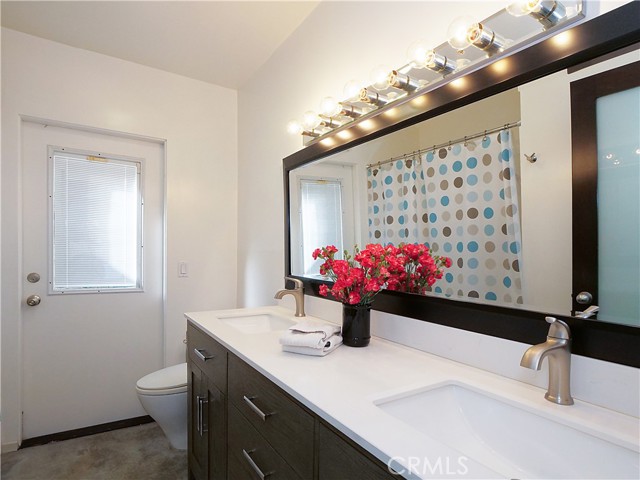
[
  {"x1": 296, "y1": 295, "x2": 640, "y2": 419},
  {"x1": 186, "y1": 302, "x2": 639, "y2": 480}
]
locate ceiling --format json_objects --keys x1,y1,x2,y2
[{"x1": 1, "y1": 1, "x2": 320, "y2": 89}]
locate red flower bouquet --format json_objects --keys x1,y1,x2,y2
[{"x1": 312, "y1": 243, "x2": 451, "y2": 305}]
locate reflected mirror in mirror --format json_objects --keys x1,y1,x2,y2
[{"x1": 289, "y1": 47, "x2": 639, "y2": 327}]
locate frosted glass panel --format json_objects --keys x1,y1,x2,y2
[{"x1": 596, "y1": 86, "x2": 640, "y2": 325}]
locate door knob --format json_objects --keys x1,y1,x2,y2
[
  {"x1": 26, "y1": 295, "x2": 41, "y2": 307},
  {"x1": 575, "y1": 291, "x2": 593, "y2": 305}
]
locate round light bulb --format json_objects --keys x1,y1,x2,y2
[
  {"x1": 319, "y1": 96, "x2": 342, "y2": 117},
  {"x1": 466, "y1": 22, "x2": 483, "y2": 44},
  {"x1": 506, "y1": 0, "x2": 533, "y2": 16},
  {"x1": 406, "y1": 40, "x2": 430, "y2": 69},
  {"x1": 447, "y1": 16, "x2": 475, "y2": 50},
  {"x1": 286, "y1": 120, "x2": 303, "y2": 135},
  {"x1": 343, "y1": 79, "x2": 363, "y2": 100},
  {"x1": 302, "y1": 110, "x2": 321, "y2": 131},
  {"x1": 370, "y1": 65, "x2": 392, "y2": 90},
  {"x1": 424, "y1": 49, "x2": 437, "y2": 68}
]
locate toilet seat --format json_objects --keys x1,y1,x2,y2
[{"x1": 136, "y1": 363, "x2": 187, "y2": 396}]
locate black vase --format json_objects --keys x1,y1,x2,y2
[{"x1": 341, "y1": 304, "x2": 371, "y2": 347}]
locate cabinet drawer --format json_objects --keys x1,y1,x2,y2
[
  {"x1": 228, "y1": 404, "x2": 300, "y2": 480},
  {"x1": 228, "y1": 354, "x2": 314, "y2": 479},
  {"x1": 187, "y1": 323, "x2": 227, "y2": 394}
]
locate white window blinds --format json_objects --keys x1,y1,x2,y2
[
  {"x1": 300, "y1": 179, "x2": 344, "y2": 276},
  {"x1": 51, "y1": 151, "x2": 142, "y2": 292}
]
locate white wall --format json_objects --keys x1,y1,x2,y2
[
  {"x1": 238, "y1": 1, "x2": 638, "y2": 418},
  {"x1": 1, "y1": 28, "x2": 238, "y2": 448}
]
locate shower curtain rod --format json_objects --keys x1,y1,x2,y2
[{"x1": 366, "y1": 121, "x2": 521, "y2": 169}]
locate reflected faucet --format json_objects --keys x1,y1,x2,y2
[
  {"x1": 274, "y1": 276, "x2": 305, "y2": 317},
  {"x1": 520, "y1": 316, "x2": 574, "y2": 405}
]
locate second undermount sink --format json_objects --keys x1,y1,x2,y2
[
  {"x1": 218, "y1": 312, "x2": 295, "y2": 334},
  {"x1": 375, "y1": 382, "x2": 639, "y2": 479}
]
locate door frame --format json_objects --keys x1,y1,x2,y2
[
  {"x1": 16, "y1": 115, "x2": 168, "y2": 446},
  {"x1": 570, "y1": 61, "x2": 640, "y2": 316}
]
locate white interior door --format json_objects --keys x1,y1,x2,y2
[{"x1": 21, "y1": 121, "x2": 164, "y2": 440}]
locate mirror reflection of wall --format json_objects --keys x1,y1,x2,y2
[{"x1": 289, "y1": 47, "x2": 639, "y2": 327}]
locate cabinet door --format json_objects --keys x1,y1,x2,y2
[
  {"x1": 318, "y1": 422, "x2": 397, "y2": 480},
  {"x1": 207, "y1": 382, "x2": 226, "y2": 480},
  {"x1": 188, "y1": 323, "x2": 228, "y2": 394},
  {"x1": 188, "y1": 362, "x2": 208, "y2": 480}
]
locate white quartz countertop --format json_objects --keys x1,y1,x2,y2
[{"x1": 185, "y1": 306, "x2": 639, "y2": 480}]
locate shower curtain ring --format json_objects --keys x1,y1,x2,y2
[
  {"x1": 447, "y1": 141, "x2": 452, "y2": 151},
  {"x1": 463, "y1": 136, "x2": 468, "y2": 147},
  {"x1": 483, "y1": 130, "x2": 488, "y2": 141}
]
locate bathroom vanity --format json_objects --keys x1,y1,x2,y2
[
  {"x1": 186, "y1": 307, "x2": 639, "y2": 480},
  {"x1": 187, "y1": 309, "x2": 395, "y2": 480}
]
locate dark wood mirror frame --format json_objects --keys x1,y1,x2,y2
[{"x1": 283, "y1": 2, "x2": 640, "y2": 368}]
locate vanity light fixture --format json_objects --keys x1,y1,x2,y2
[
  {"x1": 466, "y1": 22, "x2": 508, "y2": 55},
  {"x1": 407, "y1": 41, "x2": 458, "y2": 75},
  {"x1": 387, "y1": 70, "x2": 421, "y2": 92},
  {"x1": 447, "y1": 16, "x2": 507, "y2": 55},
  {"x1": 319, "y1": 115, "x2": 349, "y2": 129},
  {"x1": 359, "y1": 88, "x2": 390, "y2": 107},
  {"x1": 287, "y1": 119, "x2": 322, "y2": 138},
  {"x1": 507, "y1": 0, "x2": 567, "y2": 29},
  {"x1": 287, "y1": 1, "x2": 582, "y2": 141},
  {"x1": 319, "y1": 96, "x2": 365, "y2": 119},
  {"x1": 424, "y1": 50, "x2": 457, "y2": 75},
  {"x1": 339, "y1": 103, "x2": 365, "y2": 119}
]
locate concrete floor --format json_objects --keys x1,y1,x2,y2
[{"x1": 1, "y1": 422, "x2": 187, "y2": 480}]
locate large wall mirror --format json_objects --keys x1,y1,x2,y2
[{"x1": 283, "y1": 3, "x2": 640, "y2": 367}]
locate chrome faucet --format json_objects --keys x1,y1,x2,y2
[
  {"x1": 274, "y1": 276, "x2": 305, "y2": 317},
  {"x1": 520, "y1": 316, "x2": 574, "y2": 405}
]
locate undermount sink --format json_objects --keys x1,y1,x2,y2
[
  {"x1": 375, "y1": 382, "x2": 639, "y2": 479},
  {"x1": 218, "y1": 312, "x2": 295, "y2": 334}
]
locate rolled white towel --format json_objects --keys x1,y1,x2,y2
[
  {"x1": 288, "y1": 320, "x2": 340, "y2": 337},
  {"x1": 282, "y1": 334, "x2": 343, "y2": 356},
  {"x1": 279, "y1": 330, "x2": 328, "y2": 349},
  {"x1": 279, "y1": 320, "x2": 341, "y2": 349}
]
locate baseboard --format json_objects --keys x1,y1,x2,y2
[
  {"x1": 19, "y1": 415, "x2": 154, "y2": 449},
  {"x1": 2, "y1": 441, "x2": 20, "y2": 453}
]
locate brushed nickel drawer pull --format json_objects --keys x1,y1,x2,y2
[
  {"x1": 194, "y1": 348, "x2": 214, "y2": 362},
  {"x1": 196, "y1": 395, "x2": 204, "y2": 436},
  {"x1": 242, "y1": 448, "x2": 272, "y2": 480},
  {"x1": 243, "y1": 395, "x2": 272, "y2": 421}
]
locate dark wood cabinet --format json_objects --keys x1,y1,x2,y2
[
  {"x1": 187, "y1": 322, "x2": 402, "y2": 480},
  {"x1": 318, "y1": 422, "x2": 397, "y2": 480},
  {"x1": 228, "y1": 403, "x2": 301, "y2": 480},
  {"x1": 187, "y1": 325, "x2": 227, "y2": 480},
  {"x1": 228, "y1": 354, "x2": 314, "y2": 479}
]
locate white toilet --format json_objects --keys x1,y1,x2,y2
[{"x1": 136, "y1": 363, "x2": 188, "y2": 450}]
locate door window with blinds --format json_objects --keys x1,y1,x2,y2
[
  {"x1": 299, "y1": 178, "x2": 344, "y2": 276},
  {"x1": 48, "y1": 147, "x2": 143, "y2": 293}
]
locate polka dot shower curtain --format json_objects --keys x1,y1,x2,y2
[{"x1": 367, "y1": 129, "x2": 523, "y2": 306}]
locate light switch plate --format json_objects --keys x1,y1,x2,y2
[{"x1": 178, "y1": 262, "x2": 188, "y2": 277}]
